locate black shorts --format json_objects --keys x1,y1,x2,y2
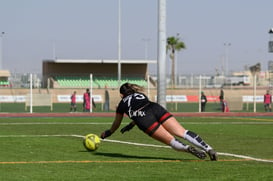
[
  {"x1": 71, "y1": 103, "x2": 76, "y2": 106},
  {"x1": 264, "y1": 103, "x2": 271, "y2": 107},
  {"x1": 132, "y1": 102, "x2": 173, "y2": 136}
]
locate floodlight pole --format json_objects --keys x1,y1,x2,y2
[
  {"x1": 224, "y1": 43, "x2": 231, "y2": 76},
  {"x1": 117, "y1": 0, "x2": 121, "y2": 86},
  {"x1": 142, "y1": 38, "x2": 151, "y2": 60},
  {"x1": 269, "y1": 28, "x2": 273, "y2": 53},
  {"x1": 52, "y1": 41, "x2": 56, "y2": 60},
  {"x1": 198, "y1": 75, "x2": 202, "y2": 112},
  {"x1": 0, "y1": 32, "x2": 4, "y2": 70},
  {"x1": 147, "y1": 74, "x2": 150, "y2": 99},
  {"x1": 157, "y1": 0, "x2": 167, "y2": 108},
  {"x1": 30, "y1": 73, "x2": 33, "y2": 113},
  {"x1": 253, "y1": 73, "x2": 257, "y2": 112},
  {"x1": 90, "y1": 74, "x2": 93, "y2": 113}
]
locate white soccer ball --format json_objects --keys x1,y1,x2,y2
[{"x1": 83, "y1": 134, "x2": 101, "y2": 151}]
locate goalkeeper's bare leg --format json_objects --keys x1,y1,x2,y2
[
  {"x1": 161, "y1": 117, "x2": 218, "y2": 161},
  {"x1": 150, "y1": 125, "x2": 206, "y2": 160}
]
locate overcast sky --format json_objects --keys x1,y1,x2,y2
[{"x1": 0, "y1": 0, "x2": 273, "y2": 75}]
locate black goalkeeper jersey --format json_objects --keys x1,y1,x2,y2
[
  {"x1": 116, "y1": 92, "x2": 150, "y2": 118},
  {"x1": 116, "y1": 92, "x2": 172, "y2": 135}
]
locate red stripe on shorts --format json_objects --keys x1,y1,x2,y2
[
  {"x1": 159, "y1": 112, "x2": 171, "y2": 123},
  {"x1": 145, "y1": 122, "x2": 159, "y2": 134}
]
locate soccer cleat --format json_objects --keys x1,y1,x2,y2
[
  {"x1": 187, "y1": 146, "x2": 207, "y2": 159},
  {"x1": 207, "y1": 149, "x2": 218, "y2": 161}
]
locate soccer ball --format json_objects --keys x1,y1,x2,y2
[{"x1": 83, "y1": 134, "x2": 101, "y2": 151}]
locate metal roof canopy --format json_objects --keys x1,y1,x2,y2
[
  {"x1": 53, "y1": 59, "x2": 157, "y2": 64},
  {"x1": 0, "y1": 70, "x2": 11, "y2": 77}
]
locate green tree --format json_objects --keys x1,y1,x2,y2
[{"x1": 166, "y1": 35, "x2": 186, "y2": 88}]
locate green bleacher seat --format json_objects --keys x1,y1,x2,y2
[
  {"x1": 0, "y1": 80, "x2": 9, "y2": 86},
  {"x1": 54, "y1": 75, "x2": 147, "y2": 88}
]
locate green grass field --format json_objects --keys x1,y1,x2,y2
[{"x1": 0, "y1": 116, "x2": 272, "y2": 180}]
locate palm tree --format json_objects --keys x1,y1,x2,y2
[{"x1": 166, "y1": 35, "x2": 186, "y2": 88}]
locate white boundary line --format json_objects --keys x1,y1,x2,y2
[
  {"x1": 1, "y1": 134, "x2": 271, "y2": 163},
  {"x1": 217, "y1": 152, "x2": 273, "y2": 163},
  {"x1": 99, "y1": 138, "x2": 273, "y2": 163}
]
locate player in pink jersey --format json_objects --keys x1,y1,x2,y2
[
  {"x1": 83, "y1": 89, "x2": 96, "y2": 112},
  {"x1": 264, "y1": 90, "x2": 272, "y2": 112},
  {"x1": 70, "y1": 91, "x2": 77, "y2": 112}
]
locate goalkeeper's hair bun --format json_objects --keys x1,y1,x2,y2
[{"x1": 119, "y1": 82, "x2": 144, "y2": 96}]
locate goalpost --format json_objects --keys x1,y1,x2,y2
[
  {"x1": 25, "y1": 74, "x2": 52, "y2": 113},
  {"x1": 25, "y1": 94, "x2": 53, "y2": 112},
  {"x1": 89, "y1": 73, "x2": 93, "y2": 113}
]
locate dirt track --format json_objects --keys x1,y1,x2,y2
[{"x1": 1, "y1": 112, "x2": 273, "y2": 118}]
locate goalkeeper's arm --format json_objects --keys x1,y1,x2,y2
[
  {"x1": 101, "y1": 113, "x2": 123, "y2": 139},
  {"x1": 120, "y1": 121, "x2": 135, "y2": 134}
]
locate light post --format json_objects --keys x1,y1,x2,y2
[
  {"x1": 117, "y1": 0, "x2": 121, "y2": 86},
  {"x1": 268, "y1": 28, "x2": 273, "y2": 87},
  {"x1": 0, "y1": 32, "x2": 5, "y2": 70},
  {"x1": 52, "y1": 41, "x2": 56, "y2": 60},
  {"x1": 157, "y1": 0, "x2": 167, "y2": 108},
  {"x1": 142, "y1": 38, "x2": 150, "y2": 60},
  {"x1": 224, "y1": 43, "x2": 231, "y2": 76},
  {"x1": 268, "y1": 28, "x2": 273, "y2": 53}
]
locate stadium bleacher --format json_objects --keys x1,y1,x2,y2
[
  {"x1": 0, "y1": 70, "x2": 11, "y2": 87},
  {"x1": 54, "y1": 76, "x2": 147, "y2": 88},
  {"x1": 0, "y1": 80, "x2": 9, "y2": 87}
]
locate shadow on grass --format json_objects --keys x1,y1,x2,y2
[{"x1": 92, "y1": 152, "x2": 187, "y2": 161}]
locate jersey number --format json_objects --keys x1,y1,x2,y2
[{"x1": 127, "y1": 93, "x2": 145, "y2": 107}]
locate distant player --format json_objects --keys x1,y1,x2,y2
[
  {"x1": 264, "y1": 90, "x2": 272, "y2": 112},
  {"x1": 101, "y1": 83, "x2": 217, "y2": 161},
  {"x1": 221, "y1": 99, "x2": 229, "y2": 112},
  {"x1": 83, "y1": 89, "x2": 90, "y2": 112},
  {"x1": 83, "y1": 88, "x2": 96, "y2": 112},
  {"x1": 70, "y1": 91, "x2": 77, "y2": 112},
  {"x1": 200, "y1": 91, "x2": 207, "y2": 112}
]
